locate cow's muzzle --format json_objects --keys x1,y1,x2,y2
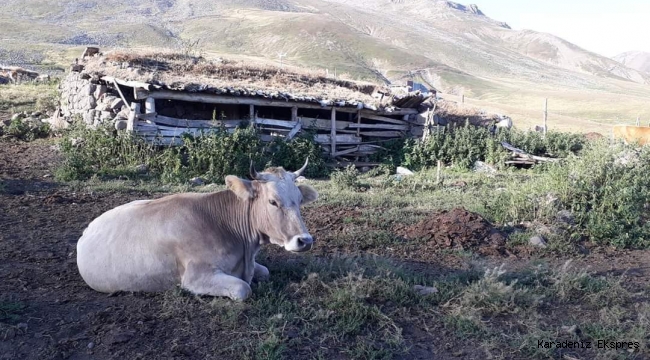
[{"x1": 285, "y1": 234, "x2": 314, "y2": 252}]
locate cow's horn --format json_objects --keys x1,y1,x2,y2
[
  {"x1": 250, "y1": 160, "x2": 259, "y2": 180},
  {"x1": 293, "y1": 158, "x2": 309, "y2": 178}
]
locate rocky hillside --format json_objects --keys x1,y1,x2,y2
[
  {"x1": 614, "y1": 51, "x2": 650, "y2": 75},
  {"x1": 0, "y1": 0, "x2": 647, "y2": 85}
]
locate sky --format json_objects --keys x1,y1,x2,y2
[{"x1": 470, "y1": 0, "x2": 650, "y2": 57}]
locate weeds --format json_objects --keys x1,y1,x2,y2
[
  {"x1": 56, "y1": 122, "x2": 329, "y2": 183},
  {"x1": 3, "y1": 117, "x2": 50, "y2": 141}
]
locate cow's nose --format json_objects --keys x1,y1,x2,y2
[{"x1": 297, "y1": 235, "x2": 313, "y2": 246}]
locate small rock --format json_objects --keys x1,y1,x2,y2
[
  {"x1": 11, "y1": 113, "x2": 25, "y2": 121},
  {"x1": 87, "y1": 342, "x2": 95, "y2": 349},
  {"x1": 134, "y1": 164, "x2": 148, "y2": 173},
  {"x1": 529, "y1": 235, "x2": 547, "y2": 248},
  {"x1": 360, "y1": 166, "x2": 371, "y2": 173},
  {"x1": 190, "y1": 177, "x2": 205, "y2": 186},
  {"x1": 396, "y1": 166, "x2": 414, "y2": 176},
  {"x1": 561, "y1": 325, "x2": 580, "y2": 336},
  {"x1": 473, "y1": 161, "x2": 496, "y2": 174},
  {"x1": 1, "y1": 119, "x2": 11, "y2": 127},
  {"x1": 104, "y1": 330, "x2": 134, "y2": 345},
  {"x1": 271, "y1": 313, "x2": 284, "y2": 320},
  {"x1": 413, "y1": 285, "x2": 438, "y2": 296},
  {"x1": 31, "y1": 111, "x2": 42, "y2": 118},
  {"x1": 114, "y1": 119, "x2": 128, "y2": 131},
  {"x1": 556, "y1": 210, "x2": 574, "y2": 225},
  {"x1": 16, "y1": 323, "x2": 28, "y2": 332}
]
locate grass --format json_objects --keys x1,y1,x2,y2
[
  {"x1": 0, "y1": 81, "x2": 59, "y2": 114},
  {"x1": 151, "y1": 255, "x2": 648, "y2": 359}
]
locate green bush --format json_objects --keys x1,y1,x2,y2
[
  {"x1": 485, "y1": 140, "x2": 650, "y2": 249},
  {"x1": 56, "y1": 123, "x2": 329, "y2": 183},
  {"x1": 331, "y1": 164, "x2": 361, "y2": 190},
  {"x1": 400, "y1": 124, "x2": 585, "y2": 171},
  {"x1": 3, "y1": 118, "x2": 50, "y2": 141}
]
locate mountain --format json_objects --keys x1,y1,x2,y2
[
  {"x1": 1, "y1": 0, "x2": 650, "y2": 132},
  {"x1": 613, "y1": 51, "x2": 650, "y2": 75}
]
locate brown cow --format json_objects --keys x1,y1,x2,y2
[
  {"x1": 76, "y1": 160, "x2": 318, "y2": 301},
  {"x1": 612, "y1": 125, "x2": 650, "y2": 146}
]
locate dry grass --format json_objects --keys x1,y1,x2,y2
[{"x1": 84, "y1": 50, "x2": 388, "y2": 105}]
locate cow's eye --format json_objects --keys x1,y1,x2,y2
[{"x1": 269, "y1": 200, "x2": 279, "y2": 207}]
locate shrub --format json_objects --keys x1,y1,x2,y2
[
  {"x1": 56, "y1": 123, "x2": 330, "y2": 183},
  {"x1": 397, "y1": 124, "x2": 586, "y2": 171},
  {"x1": 3, "y1": 118, "x2": 50, "y2": 141},
  {"x1": 331, "y1": 165, "x2": 361, "y2": 190},
  {"x1": 485, "y1": 140, "x2": 650, "y2": 249}
]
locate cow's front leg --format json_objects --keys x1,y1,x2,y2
[
  {"x1": 253, "y1": 262, "x2": 270, "y2": 282},
  {"x1": 181, "y1": 262, "x2": 252, "y2": 301}
]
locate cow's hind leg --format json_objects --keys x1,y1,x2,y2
[
  {"x1": 181, "y1": 262, "x2": 252, "y2": 301},
  {"x1": 254, "y1": 262, "x2": 270, "y2": 282}
]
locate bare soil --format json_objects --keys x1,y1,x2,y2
[{"x1": 1, "y1": 139, "x2": 649, "y2": 359}]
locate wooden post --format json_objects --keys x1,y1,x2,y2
[
  {"x1": 145, "y1": 97, "x2": 156, "y2": 115},
  {"x1": 543, "y1": 98, "x2": 548, "y2": 136},
  {"x1": 461, "y1": 94, "x2": 464, "y2": 105},
  {"x1": 636, "y1": 116, "x2": 640, "y2": 126},
  {"x1": 356, "y1": 110, "x2": 361, "y2": 137},
  {"x1": 436, "y1": 160, "x2": 442, "y2": 185},
  {"x1": 249, "y1": 104, "x2": 255, "y2": 121},
  {"x1": 291, "y1": 106, "x2": 298, "y2": 122},
  {"x1": 127, "y1": 102, "x2": 141, "y2": 132},
  {"x1": 331, "y1": 108, "x2": 337, "y2": 157}
]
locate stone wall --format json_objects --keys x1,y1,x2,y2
[{"x1": 56, "y1": 71, "x2": 129, "y2": 128}]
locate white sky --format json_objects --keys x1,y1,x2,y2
[{"x1": 470, "y1": 0, "x2": 650, "y2": 57}]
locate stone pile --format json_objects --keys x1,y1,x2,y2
[{"x1": 56, "y1": 72, "x2": 128, "y2": 129}]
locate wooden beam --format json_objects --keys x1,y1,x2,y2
[
  {"x1": 145, "y1": 97, "x2": 156, "y2": 115},
  {"x1": 331, "y1": 108, "x2": 337, "y2": 156},
  {"x1": 316, "y1": 134, "x2": 361, "y2": 145},
  {"x1": 359, "y1": 113, "x2": 410, "y2": 125},
  {"x1": 348, "y1": 123, "x2": 409, "y2": 131},
  {"x1": 291, "y1": 106, "x2": 298, "y2": 122},
  {"x1": 249, "y1": 104, "x2": 255, "y2": 120},
  {"x1": 301, "y1": 117, "x2": 350, "y2": 131},
  {"x1": 102, "y1": 76, "x2": 153, "y2": 91},
  {"x1": 127, "y1": 103, "x2": 140, "y2": 132},
  {"x1": 111, "y1": 79, "x2": 129, "y2": 110},
  {"x1": 148, "y1": 90, "x2": 348, "y2": 110},
  {"x1": 137, "y1": 114, "x2": 244, "y2": 128},
  {"x1": 255, "y1": 118, "x2": 298, "y2": 129},
  {"x1": 358, "y1": 130, "x2": 405, "y2": 137},
  {"x1": 287, "y1": 120, "x2": 302, "y2": 140}
]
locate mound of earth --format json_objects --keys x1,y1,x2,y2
[{"x1": 397, "y1": 208, "x2": 507, "y2": 256}]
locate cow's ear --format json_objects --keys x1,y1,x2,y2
[
  {"x1": 226, "y1": 175, "x2": 255, "y2": 200},
  {"x1": 298, "y1": 184, "x2": 318, "y2": 205}
]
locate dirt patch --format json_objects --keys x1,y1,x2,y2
[
  {"x1": 585, "y1": 132, "x2": 604, "y2": 141},
  {"x1": 396, "y1": 208, "x2": 507, "y2": 256}
]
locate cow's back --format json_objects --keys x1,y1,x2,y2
[{"x1": 76, "y1": 198, "x2": 185, "y2": 293}]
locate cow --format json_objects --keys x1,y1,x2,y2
[
  {"x1": 612, "y1": 124, "x2": 650, "y2": 146},
  {"x1": 76, "y1": 159, "x2": 319, "y2": 301}
]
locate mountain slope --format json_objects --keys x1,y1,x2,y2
[
  {"x1": 2, "y1": 0, "x2": 650, "y2": 133},
  {"x1": 614, "y1": 51, "x2": 650, "y2": 75}
]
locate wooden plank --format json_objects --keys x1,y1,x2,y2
[
  {"x1": 348, "y1": 123, "x2": 409, "y2": 131},
  {"x1": 135, "y1": 127, "x2": 222, "y2": 138},
  {"x1": 141, "y1": 136, "x2": 184, "y2": 146},
  {"x1": 291, "y1": 107, "x2": 298, "y2": 122},
  {"x1": 137, "y1": 114, "x2": 244, "y2": 128},
  {"x1": 145, "y1": 97, "x2": 156, "y2": 115},
  {"x1": 359, "y1": 113, "x2": 409, "y2": 125},
  {"x1": 134, "y1": 88, "x2": 150, "y2": 100},
  {"x1": 111, "y1": 80, "x2": 129, "y2": 110},
  {"x1": 127, "y1": 103, "x2": 140, "y2": 132},
  {"x1": 102, "y1": 76, "x2": 153, "y2": 91},
  {"x1": 331, "y1": 108, "x2": 337, "y2": 156},
  {"x1": 254, "y1": 118, "x2": 298, "y2": 129},
  {"x1": 287, "y1": 120, "x2": 302, "y2": 140},
  {"x1": 301, "y1": 117, "x2": 350, "y2": 130},
  {"x1": 148, "y1": 90, "x2": 352, "y2": 111},
  {"x1": 316, "y1": 134, "x2": 361, "y2": 144},
  {"x1": 358, "y1": 130, "x2": 404, "y2": 137}
]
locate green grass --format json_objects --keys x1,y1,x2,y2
[
  {"x1": 151, "y1": 255, "x2": 648, "y2": 359},
  {"x1": 0, "y1": 81, "x2": 59, "y2": 114}
]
